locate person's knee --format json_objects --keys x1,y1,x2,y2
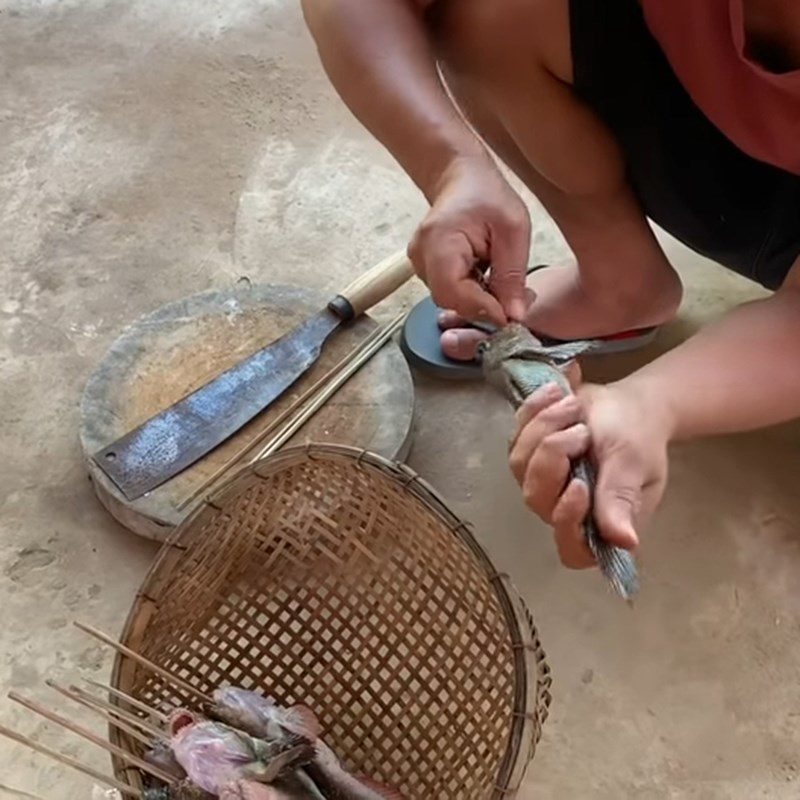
[{"x1": 434, "y1": 0, "x2": 630, "y2": 200}]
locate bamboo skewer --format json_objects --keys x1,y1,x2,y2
[
  {"x1": 75, "y1": 702, "x2": 152, "y2": 749},
  {"x1": 82, "y1": 679, "x2": 168, "y2": 724},
  {"x1": 73, "y1": 622, "x2": 211, "y2": 704},
  {"x1": 62, "y1": 682, "x2": 164, "y2": 740},
  {"x1": 45, "y1": 681, "x2": 157, "y2": 747},
  {"x1": 7, "y1": 692, "x2": 175, "y2": 786},
  {"x1": 176, "y1": 321, "x2": 389, "y2": 510},
  {"x1": 0, "y1": 723, "x2": 141, "y2": 798},
  {"x1": 250, "y1": 311, "x2": 407, "y2": 464}
]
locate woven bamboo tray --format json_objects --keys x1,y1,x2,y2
[{"x1": 110, "y1": 444, "x2": 552, "y2": 799}]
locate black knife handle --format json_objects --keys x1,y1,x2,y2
[{"x1": 327, "y1": 294, "x2": 356, "y2": 321}]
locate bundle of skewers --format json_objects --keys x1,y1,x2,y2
[{"x1": 0, "y1": 622, "x2": 402, "y2": 800}]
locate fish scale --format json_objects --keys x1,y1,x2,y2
[{"x1": 479, "y1": 323, "x2": 639, "y2": 601}]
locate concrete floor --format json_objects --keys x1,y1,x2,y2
[{"x1": 1, "y1": 1, "x2": 800, "y2": 797}]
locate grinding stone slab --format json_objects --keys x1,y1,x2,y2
[
  {"x1": 400, "y1": 294, "x2": 488, "y2": 381},
  {"x1": 80, "y1": 284, "x2": 415, "y2": 541}
]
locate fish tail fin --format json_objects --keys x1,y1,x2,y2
[
  {"x1": 253, "y1": 742, "x2": 316, "y2": 783},
  {"x1": 283, "y1": 704, "x2": 322, "y2": 739}
]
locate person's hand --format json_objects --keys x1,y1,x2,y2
[
  {"x1": 508, "y1": 375, "x2": 671, "y2": 568},
  {"x1": 408, "y1": 153, "x2": 531, "y2": 327}
]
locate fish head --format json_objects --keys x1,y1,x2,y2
[
  {"x1": 207, "y1": 687, "x2": 268, "y2": 731},
  {"x1": 477, "y1": 324, "x2": 552, "y2": 404},
  {"x1": 479, "y1": 324, "x2": 600, "y2": 398},
  {"x1": 213, "y1": 687, "x2": 275, "y2": 713},
  {"x1": 477, "y1": 323, "x2": 544, "y2": 363}
]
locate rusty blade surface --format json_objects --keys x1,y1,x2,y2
[{"x1": 92, "y1": 309, "x2": 341, "y2": 500}]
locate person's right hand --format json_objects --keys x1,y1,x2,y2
[{"x1": 408, "y1": 153, "x2": 531, "y2": 331}]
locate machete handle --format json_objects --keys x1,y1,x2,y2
[{"x1": 328, "y1": 249, "x2": 415, "y2": 321}]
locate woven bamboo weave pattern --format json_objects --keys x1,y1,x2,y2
[{"x1": 112, "y1": 445, "x2": 551, "y2": 799}]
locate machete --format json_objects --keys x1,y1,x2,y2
[{"x1": 92, "y1": 251, "x2": 415, "y2": 500}]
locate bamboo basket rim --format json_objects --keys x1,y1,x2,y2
[{"x1": 110, "y1": 443, "x2": 552, "y2": 797}]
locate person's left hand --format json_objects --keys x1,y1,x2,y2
[{"x1": 508, "y1": 373, "x2": 671, "y2": 568}]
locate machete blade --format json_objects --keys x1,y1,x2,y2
[{"x1": 92, "y1": 309, "x2": 341, "y2": 500}]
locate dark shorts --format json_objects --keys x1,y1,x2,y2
[{"x1": 570, "y1": 0, "x2": 800, "y2": 290}]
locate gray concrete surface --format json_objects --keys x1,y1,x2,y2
[{"x1": 1, "y1": 1, "x2": 799, "y2": 797}]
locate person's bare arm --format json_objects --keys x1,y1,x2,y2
[
  {"x1": 302, "y1": 0, "x2": 530, "y2": 322},
  {"x1": 301, "y1": 0, "x2": 481, "y2": 198},
  {"x1": 624, "y1": 267, "x2": 800, "y2": 438},
  {"x1": 508, "y1": 260, "x2": 800, "y2": 568}
]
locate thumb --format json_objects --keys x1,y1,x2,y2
[
  {"x1": 593, "y1": 453, "x2": 641, "y2": 550},
  {"x1": 489, "y1": 221, "x2": 531, "y2": 322}
]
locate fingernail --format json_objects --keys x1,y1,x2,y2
[
  {"x1": 542, "y1": 381, "x2": 561, "y2": 396},
  {"x1": 611, "y1": 520, "x2": 639, "y2": 550},
  {"x1": 622, "y1": 527, "x2": 640, "y2": 549},
  {"x1": 529, "y1": 382, "x2": 559, "y2": 402}
]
